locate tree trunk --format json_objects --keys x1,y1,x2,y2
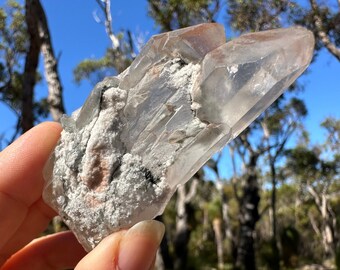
[
  {"x1": 213, "y1": 218, "x2": 224, "y2": 269},
  {"x1": 321, "y1": 194, "x2": 335, "y2": 258},
  {"x1": 220, "y1": 181, "x2": 233, "y2": 241},
  {"x1": 22, "y1": 0, "x2": 42, "y2": 132},
  {"x1": 22, "y1": 0, "x2": 65, "y2": 132},
  {"x1": 270, "y1": 163, "x2": 280, "y2": 270},
  {"x1": 174, "y1": 185, "x2": 190, "y2": 269},
  {"x1": 174, "y1": 179, "x2": 198, "y2": 269},
  {"x1": 217, "y1": 179, "x2": 237, "y2": 268},
  {"x1": 155, "y1": 249, "x2": 165, "y2": 270},
  {"x1": 236, "y1": 154, "x2": 260, "y2": 270},
  {"x1": 35, "y1": 0, "x2": 65, "y2": 121},
  {"x1": 202, "y1": 206, "x2": 209, "y2": 242},
  {"x1": 307, "y1": 186, "x2": 337, "y2": 258},
  {"x1": 155, "y1": 215, "x2": 173, "y2": 270}
]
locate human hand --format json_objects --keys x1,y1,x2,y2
[{"x1": 0, "y1": 122, "x2": 164, "y2": 270}]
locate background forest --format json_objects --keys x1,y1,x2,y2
[{"x1": 0, "y1": 0, "x2": 339, "y2": 269}]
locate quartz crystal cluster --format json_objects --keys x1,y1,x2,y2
[{"x1": 43, "y1": 23, "x2": 314, "y2": 251}]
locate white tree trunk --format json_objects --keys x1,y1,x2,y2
[
  {"x1": 35, "y1": 0, "x2": 65, "y2": 121},
  {"x1": 213, "y1": 218, "x2": 224, "y2": 269},
  {"x1": 174, "y1": 178, "x2": 198, "y2": 269}
]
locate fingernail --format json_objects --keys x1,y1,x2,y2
[{"x1": 117, "y1": 220, "x2": 165, "y2": 270}]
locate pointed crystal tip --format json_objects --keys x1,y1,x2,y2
[{"x1": 193, "y1": 26, "x2": 314, "y2": 137}]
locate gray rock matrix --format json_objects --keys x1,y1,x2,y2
[{"x1": 43, "y1": 23, "x2": 314, "y2": 251}]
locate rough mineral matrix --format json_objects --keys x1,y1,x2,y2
[{"x1": 43, "y1": 23, "x2": 314, "y2": 251}]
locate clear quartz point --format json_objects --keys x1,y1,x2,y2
[{"x1": 43, "y1": 23, "x2": 314, "y2": 251}]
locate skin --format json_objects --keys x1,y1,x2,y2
[{"x1": 0, "y1": 122, "x2": 163, "y2": 270}]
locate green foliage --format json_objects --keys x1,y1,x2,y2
[
  {"x1": 285, "y1": 146, "x2": 319, "y2": 178},
  {"x1": 0, "y1": 0, "x2": 48, "y2": 131},
  {"x1": 188, "y1": 230, "x2": 218, "y2": 269},
  {"x1": 286, "y1": 143, "x2": 339, "y2": 188},
  {"x1": 321, "y1": 117, "x2": 340, "y2": 151},
  {"x1": 73, "y1": 32, "x2": 134, "y2": 86},
  {"x1": 147, "y1": 0, "x2": 220, "y2": 31},
  {"x1": 227, "y1": 0, "x2": 301, "y2": 32},
  {"x1": 264, "y1": 97, "x2": 307, "y2": 137},
  {"x1": 227, "y1": 0, "x2": 340, "y2": 62},
  {"x1": 336, "y1": 244, "x2": 340, "y2": 270},
  {"x1": 74, "y1": 55, "x2": 114, "y2": 85},
  {"x1": 207, "y1": 195, "x2": 222, "y2": 218},
  {"x1": 294, "y1": 1, "x2": 340, "y2": 51},
  {"x1": 258, "y1": 239, "x2": 280, "y2": 269},
  {"x1": 0, "y1": 1, "x2": 27, "y2": 112},
  {"x1": 34, "y1": 98, "x2": 50, "y2": 118},
  {"x1": 284, "y1": 126, "x2": 339, "y2": 263},
  {"x1": 0, "y1": 0, "x2": 27, "y2": 52}
]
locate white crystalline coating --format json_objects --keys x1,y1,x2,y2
[{"x1": 43, "y1": 23, "x2": 314, "y2": 251}]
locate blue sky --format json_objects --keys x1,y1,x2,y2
[{"x1": 0, "y1": 0, "x2": 339, "y2": 154}]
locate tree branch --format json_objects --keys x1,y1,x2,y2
[
  {"x1": 273, "y1": 122, "x2": 295, "y2": 160},
  {"x1": 308, "y1": 211, "x2": 321, "y2": 236},
  {"x1": 185, "y1": 177, "x2": 198, "y2": 203},
  {"x1": 8, "y1": 117, "x2": 21, "y2": 145},
  {"x1": 310, "y1": 0, "x2": 340, "y2": 61},
  {"x1": 95, "y1": 0, "x2": 120, "y2": 49},
  {"x1": 239, "y1": 133, "x2": 255, "y2": 156},
  {"x1": 229, "y1": 145, "x2": 241, "y2": 202},
  {"x1": 307, "y1": 184, "x2": 322, "y2": 214}
]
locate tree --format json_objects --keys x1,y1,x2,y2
[
  {"x1": 147, "y1": 0, "x2": 220, "y2": 31},
  {"x1": 22, "y1": 0, "x2": 65, "y2": 131},
  {"x1": 227, "y1": 0, "x2": 340, "y2": 62},
  {"x1": 173, "y1": 177, "x2": 199, "y2": 269},
  {"x1": 305, "y1": 0, "x2": 340, "y2": 61},
  {"x1": 262, "y1": 97, "x2": 307, "y2": 268},
  {"x1": 0, "y1": 0, "x2": 64, "y2": 139},
  {"x1": 23, "y1": 0, "x2": 65, "y2": 122},
  {"x1": 73, "y1": 0, "x2": 135, "y2": 86},
  {"x1": 22, "y1": 0, "x2": 40, "y2": 132},
  {"x1": 73, "y1": 42, "x2": 134, "y2": 86},
  {"x1": 321, "y1": 117, "x2": 340, "y2": 151},
  {"x1": 230, "y1": 131, "x2": 261, "y2": 270},
  {"x1": 224, "y1": 11, "x2": 307, "y2": 270},
  {"x1": 0, "y1": 0, "x2": 28, "y2": 140},
  {"x1": 207, "y1": 156, "x2": 237, "y2": 267},
  {"x1": 35, "y1": 0, "x2": 65, "y2": 122},
  {"x1": 285, "y1": 123, "x2": 339, "y2": 261}
]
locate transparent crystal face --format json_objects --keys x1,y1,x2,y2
[{"x1": 43, "y1": 23, "x2": 314, "y2": 251}]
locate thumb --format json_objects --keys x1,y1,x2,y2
[{"x1": 75, "y1": 220, "x2": 165, "y2": 270}]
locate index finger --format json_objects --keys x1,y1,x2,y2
[
  {"x1": 0, "y1": 122, "x2": 62, "y2": 261},
  {"x1": 0, "y1": 122, "x2": 62, "y2": 204}
]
